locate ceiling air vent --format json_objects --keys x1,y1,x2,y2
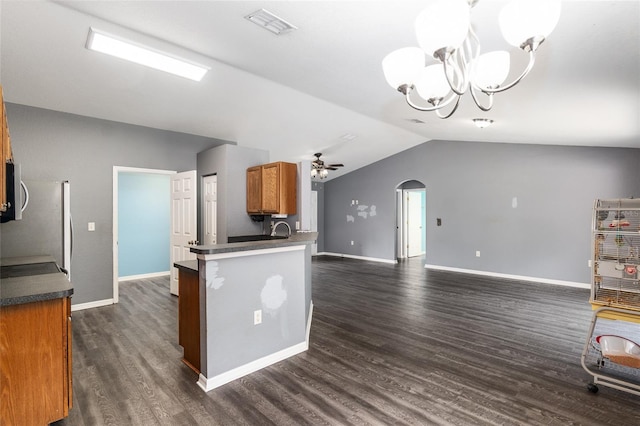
[{"x1": 245, "y1": 9, "x2": 298, "y2": 35}]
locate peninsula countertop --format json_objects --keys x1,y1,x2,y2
[
  {"x1": 189, "y1": 232, "x2": 317, "y2": 256},
  {"x1": 1, "y1": 255, "x2": 73, "y2": 307}
]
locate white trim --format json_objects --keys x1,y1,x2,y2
[
  {"x1": 424, "y1": 264, "x2": 590, "y2": 289},
  {"x1": 317, "y1": 252, "x2": 398, "y2": 265},
  {"x1": 197, "y1": 341, "x2": 308, "y2": 392},
  {"x1": 118, "y1": 271, "x2": 170, "y2": 282},
  {"x1": 198, "y1": 245, "x2": 305, "y2": 261},
  {"x1": 306, "y1": 300, "x2": 314, "y2": 343},
  {"x1": 113, "y1": 166, "x2": 177, "y2": 304},
  {"x1": 71, "y1": 298, "x2": 114, "y2": 312},
  {"x1": 62, "y1": 181, "x2": 71, "y2": 280}
]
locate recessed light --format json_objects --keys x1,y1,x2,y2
[
  {"x1": 85, "y1": 28, "x2": 209, "y2": 81},
  {"x1": 473, "y1": 118, "x2": 494, "y2": 128}
]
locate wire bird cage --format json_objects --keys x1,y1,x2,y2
[
  {"x1": 582, "y1": 199, "x2": 640, "y2": 396},
  {"x1": 591, "y1": 198, "x2": 640, "y2": 309}
]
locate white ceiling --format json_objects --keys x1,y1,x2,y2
[{"x1": 1, "y1": 0, "x2": 639, "y2": 180}]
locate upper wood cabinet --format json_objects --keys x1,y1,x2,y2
[
  {"x1": 246, "y1": 161, "x2": 297, "y2": 215},
  {"x1": 1, "y1": 84, "x2": 13, "y2": 213}
]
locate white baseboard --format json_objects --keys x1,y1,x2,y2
[
  {"x1": 424, "y1": 264, "x2": 590, "y2": 289},
  {"x1": 71, "y1": 298, "x2": 115, "y2": 312},
  {"x1": 197, "y1": 341, "x2": 308, "y2": 392},
  {"x1": 317, "y1": 252, "x2": 397, "y2": 265},
  {"x1": 118, "y1": 271, "x2": 170, "y2": 282}
]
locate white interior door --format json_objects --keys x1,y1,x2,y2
[
  {"x1": 203, "y1": 174, "x2": 217, "y2": 245},
  {"x1": 406, "y1": 190, "x2": 425, "y2": 257},
  {"x1": 170, "y1": 170, "x2": 197, "y2": 296}
]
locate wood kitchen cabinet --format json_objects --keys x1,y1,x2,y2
[
  {"x1": 246, "y1": 161, "x2": 297, "y2": 215},
  {"x1": 1, "y1": 296, "x2": 72, "y2": 425},
  {"x1": 1, "y1": 84, "x2": 13, "y2": 213}
]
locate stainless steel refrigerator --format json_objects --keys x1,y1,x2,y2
[{"x1": 0, "y1": 180, "x2": 71, "y2": 276}]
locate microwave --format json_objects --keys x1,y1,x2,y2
[{"x1": 1, "y1": 163, "x2": 23, "y2": 223}]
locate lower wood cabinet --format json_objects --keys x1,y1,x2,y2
[
  {"x1": 178, "y1": 268, "x2": 200, "y2": 374},
  {"x1": 1, "y1": 296, "x2": 72, "y2": 425}
]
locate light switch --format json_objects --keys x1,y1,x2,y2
[{"x1": 88, "y1": 222, "x2": 95, "y2": 231}]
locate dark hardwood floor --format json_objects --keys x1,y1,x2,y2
[{"x1": 54, "y1": 256, "x2": 640, "y2": 426}]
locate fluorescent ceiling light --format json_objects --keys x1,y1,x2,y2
[{"x1": 86, "y1": 28, "x2": 209, "y2": 81}]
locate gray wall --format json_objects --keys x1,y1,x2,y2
[
  {"x1": 324, "y1": 140, "x2": 640, "y2": 284},
  {"x1": 3, "y1": 103, "x2": 226, "y2": 304},
  {"x1": 197, "y1": 144, "x2": 269, "y2": 243}
]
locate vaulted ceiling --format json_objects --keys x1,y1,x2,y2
[{"x1": 2, "y1": 1, "x2": 638, "y2": 180}]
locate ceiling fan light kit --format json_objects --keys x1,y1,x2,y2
[
  {"x1": 382, "y1": 0, "x2": 561, "y2": 118},
  {"x1": 311, "y1": 153, "x2": 343, "y2": 179}
]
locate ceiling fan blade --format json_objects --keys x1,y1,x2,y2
[
  {"x1": 328, "y1": 163, "x2": 344, "y2": 167},
  {"x1": 326, "y1": 167, "x2": 339, "y2": 171}
]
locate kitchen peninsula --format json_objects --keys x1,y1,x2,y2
[{"x1": 175, "y1": 232, "x2": 316, "y2": 392}]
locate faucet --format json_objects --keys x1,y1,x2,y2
[{"x1": 271, "y1": 221, "x2": 292, "y2": 237}]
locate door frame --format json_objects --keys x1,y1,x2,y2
[
  {"x1": 395, "y1": 180, "x2": 426, "y2": 261},
  {"x1": 405, "y1": 189, "x2": 426, "y2": 257},
  {"x1": 112, "y1": 166, "x2": 176, "y2": 303}
]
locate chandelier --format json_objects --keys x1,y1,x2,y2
[{"x1": 382, "y1": 0, "x2": 561, "y2": 118}]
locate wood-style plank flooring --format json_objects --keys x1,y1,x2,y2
[{"x1": 54, "y1": 256, "x2": 640, "y2": 425}]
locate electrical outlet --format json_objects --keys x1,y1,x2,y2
[
  {"x1": 253, "y1": 309, "x2": 262, "y2": 325},
  {"x1": 295, "y1": 221, "x2": 300, "y2": 230},
  {"x1": 88, "y1": 222, "x2": 95, "y2": 231},
  {"x1": 588, "y1": 259, "x2": 592, "y2": 268},
  {"x1": 351, "y1": 240, "x2": 354, "y2": 246},
  {"x1": 476, "y1": 250, "x2": 481, "y2": 257}
]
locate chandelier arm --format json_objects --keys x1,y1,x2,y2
[
  {"x1": 470, "y1": 86, "x2": 494, "y2": 112},
  {"x1": 434, "y1": 96, "x2": 461, "y2": 119},
  {"x1": 480, "y1": 49, "x2": 537, "y2": 94},
  {"x1": 443, "y1": 54, "x2": 467, "y2": 96},
  {"x1": 403, "y1": 86, "x2": 459, "y2": 112},
  {"x1": 463, "y1": 25, "x2": 481, "y2": 74}
]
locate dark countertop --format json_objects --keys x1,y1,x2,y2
[
  {"x1": 1, "y1": 256, "x2": 74, "y2": 307},
  {"x1": 190, "y1": 232, "x2": 317, "y2": 256},
  {"x1": 174, "y1": 260, "x2": 198, "y2": 272}
]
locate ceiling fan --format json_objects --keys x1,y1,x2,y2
[{"x1": 311, "y1": 153, "x2": 343, "y2": 179}]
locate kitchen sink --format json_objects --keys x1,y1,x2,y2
[{"x1": 227, "y1": 235, "x2": 288, "y2": 243}]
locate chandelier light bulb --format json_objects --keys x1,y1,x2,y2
[
  {"x1": 473, "y1": 51, "x2": 510, "y2": 90},
  {"x1": 310, "y1": 168, "x2": 318, "y2": 178},
  {"x1": 499, "y1": 0, "x2": 561, "y2": 48},
  {"x1": 415, "y1": 64, "x2": 452, "y2": 101},
  {"x1": 415, "y1": 0, "x2": 471, "y2": 58},
  {"x1": 382, "y1": 47, "x2": 425, "y2": 89}
]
